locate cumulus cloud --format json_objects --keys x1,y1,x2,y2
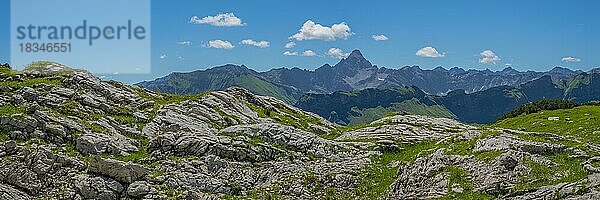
[
  {"x1": 283, "y1": 51, "x2": 298, "y2": 56},
  {"x1": 327, "y1": 48, "x2": 349, "y2": 59},
  {"x1": 189, "y1": 13, "x2": 245, "y2": 27},
  {"x1": 177, "y1": 41, "x2": 192, "y2": 46},
  {"x1": 240, "y1": 39, "x2": 270, "y2": 48},
  {"x1": 416, "y1": 46, "x2": 445, "y2": 58},
  {"x1": 372, "y1": 34, "x2": 389, "y2": 41},
  {"x1": 206, "y1": 40, "x2": 235, "y2": 49},
  {"x1": 159, "y1": 54, "x2": 167, "y2": 59},
  {"x1": 285, "y1": 42, "x2": 296, "y2": 48},
  {"x1": 561, "y1": 56, "x2": 581, "y2": 63},
  {"x1": 302, "y1": 50, "x2": 316, "y2": 57},
  {"x1": 290, "y1": 20, "x2": 353, "y2": 41},
  {"x1": 479, "y1": 50, "x2": 500, "y2": 64}
]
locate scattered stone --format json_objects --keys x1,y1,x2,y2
[{"x1": 126, "y1": 181, "x2": 154, "y2": 197}]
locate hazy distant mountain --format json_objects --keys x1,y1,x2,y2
[
  {"x1": 297, "y1": 73, "x2": 599, "y2": 124},
  {"x1": 137, "y1": 49, "x2": 590, "y2": 103}
]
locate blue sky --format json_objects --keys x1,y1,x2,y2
[{"x1": 1, "y1": 0, "x2": 599, "y2": 82}]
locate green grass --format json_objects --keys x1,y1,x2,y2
[
  {"x1": 0, "y1": 76, "x2": 63, "y2": 88},
  {"x1": 494, "y1": 105, "x2": 600, "y2": 144},
  {"x1": 89, "y1": 123, "x2": 108, "y2": 133},
  {"x1": 65, "y1": 142, "x2": 78, "y2": 157},
  {"x1": 445, "y1": 166, "x2": 472, "y2": 190},
  {"x1": 434, "y1": 166, "x2": 494, "y2": 200},
  {"x1": 353, "y1": 140, "x2": 441, "y2": 198},
  {"x1": 246, "y1": 102, "x2": 331, "y2": 138},
  {"x1": 474, "y1": 151, "x2": 504, "y2": 162},
  {"x1": 150, "y1": 170, "x2": 165, "y2": 178},
  {"x1": 0, "y1": 67, "x2": 22, "y2": 77},
  {"x1": 248, "y1": 136, "x2": 266, "y2": 145},
  {"x1": 514, "y1": 153, "x2": 587, "y2": 192},
  {"x1": 444, "y1": 130, "x2": 503, "y2": 159},
  {"x1": 0, "y1": 131, "x2": 9, "y2": 142},
  {"x1": 0, "y1": 105, "x2": 25, "y2": 117}
]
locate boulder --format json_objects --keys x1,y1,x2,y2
[{"x1": 87, "y1": 156, "x2": 148, "y2": 183}]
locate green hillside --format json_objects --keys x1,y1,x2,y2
[
  {"x1": 136, "y1": 65, "x2": 302, "y2": 103},
  {"x1": 347, "y1": 98, "x2": 456, "y2": 126},
  {"x1": 232, "y1": 75, "x2": 300, "y2": 103},
  {"x1": 494, "y1": 105, "x2": 600, "y2": 143}
]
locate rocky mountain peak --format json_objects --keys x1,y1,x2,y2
[
  {"x1": 347, "y1": 49, "x2": 364, "y2": 59},
  {"x1": 334, "y1": 49, "x2": 374, "y2": 71}
]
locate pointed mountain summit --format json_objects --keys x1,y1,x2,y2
[
  {"x1": 334, "y1": 49, "x2": 376, "y2": 77},
  {"x1": 347, "y1": 49, "x2": 365, "y2": 59}
]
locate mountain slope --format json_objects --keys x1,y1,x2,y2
[
  {"x1": 136, "y1": 64, "x2": 302, "y2": 103},
  {"x1": 494, "y1": 105, "x2": 600, "y2": 144}
]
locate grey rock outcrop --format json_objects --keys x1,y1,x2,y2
[{"x1": 88, "y1": 156, "x2": 148, "y2": 183}]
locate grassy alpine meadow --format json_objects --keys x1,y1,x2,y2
[{"x1": 494, "y1": 105, "x2": 600, "y2": 144}]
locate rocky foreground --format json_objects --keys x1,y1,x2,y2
[{"x1": 1, "y1": 62, "x2": 600, "y2": 199}]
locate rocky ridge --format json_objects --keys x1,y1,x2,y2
[{"x1": 1, "y1": 62, "x2": 600, "y2": 199}]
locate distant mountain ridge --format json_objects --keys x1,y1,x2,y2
[
  {"x1": 137, "y1": 49, "x2": 595, "y2": 103},
  {"x1": 297, "y1": 73, "x2": 599, "y2": 124}
]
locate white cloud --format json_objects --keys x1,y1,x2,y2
[
  {"x1": 177, "y1": 41, "x2": 192, "y2": 46},
  {"x1": 159, "y1": 54, "x2": 167, "y2": 59},
  {"x1": 283, "y1": 51, "x2": 298, "y2": 56},
  {"x1": 561, "y1": 56, "x2": 581, "y2": 63},
  {"x1": 327, "y1": 48, "x2": 349, "y2": 59},
  {"x1": 189, "y1": 13, "x2": 245, "y2": 27},
  {"x1": 285, "y1": 42, "x2": 296, "y2": 48},
  {"x1": 479, "y1": 50, "x2": 500, "y2": 64},
  {"x1": 302, "y1": 50, "x2": 316, "y2": 57},
  {"x1": 176, "y1": 55, "x2": 184, "y2": 60},
  {"x1": 372, "y1": 34, "x2": 389, "y2": 41},
  {"x1": 240, "y1": 39, "x2": 270, "y2": 48},
  {"x1": 290, "y1": 20, "x2": 353, "y2": 41},
  {"x1": 206, "y1": 40, "x2": 235, "y2": 49},
  {"x1": 416, "y1": 46, "x2": 445, "y2": 58}
]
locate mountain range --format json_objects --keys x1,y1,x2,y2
[
  {"x1": 137, "y1": 49, "x2": 598, "y2": 124},
  {"x1": 297, "y1": 73, "x2": 599, "y2": 125},
  {"x1": 138, "y1": 50, "x2": 593, "y2": 103}
]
